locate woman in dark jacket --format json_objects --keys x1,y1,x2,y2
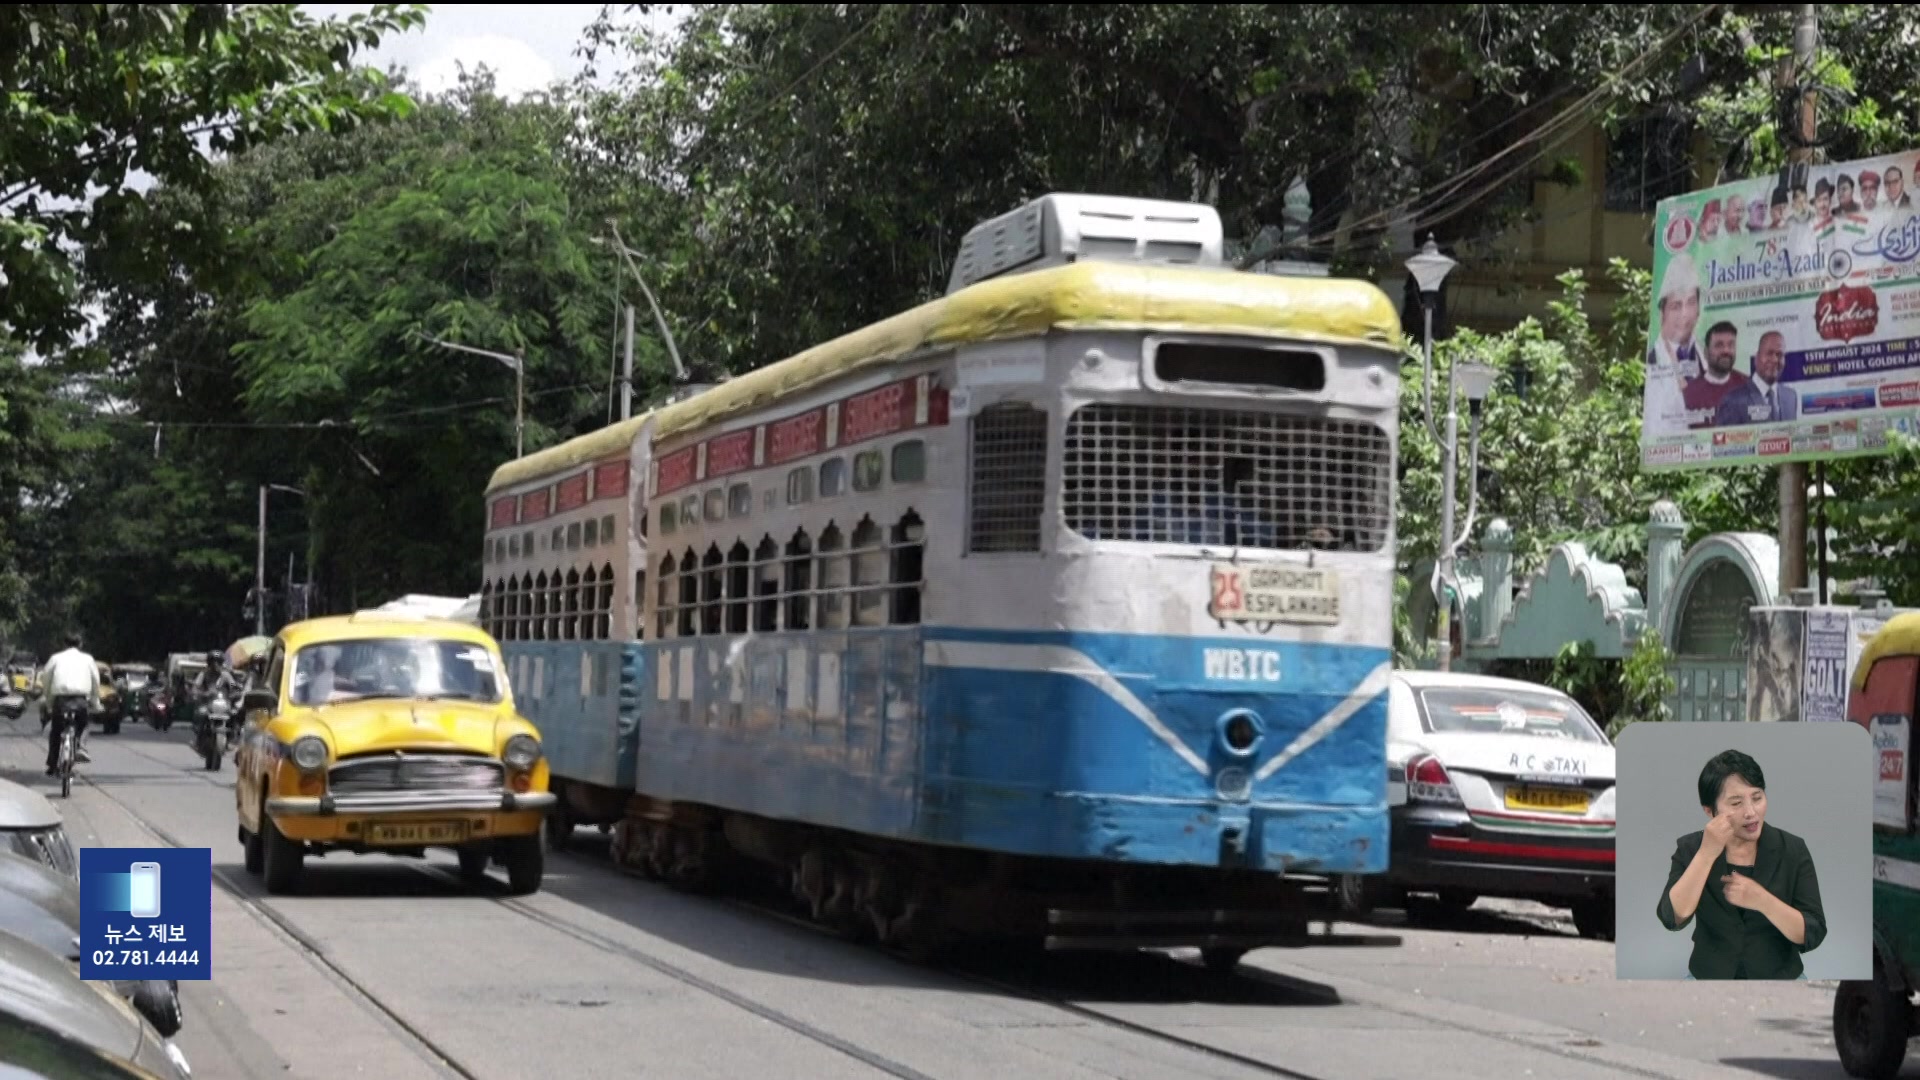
[{"x1": 1657, "y1": 749, "x2": 1827, "y2": 979}]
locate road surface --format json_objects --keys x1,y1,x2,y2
[{"x1": 0, "y1": 717, "x2": 1876, "y2": 1080}]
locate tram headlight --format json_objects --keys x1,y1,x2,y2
[
  {"x1": 1217, "y1": 709, "x2": 1265, "y2": 757},
  {"x1": 289, "y1": 736, "x2": 328, "y2": 773},
  {"x1": 503, "y1": 734, "x2": 542, "y2": 771}
]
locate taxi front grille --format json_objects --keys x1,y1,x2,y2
[{"x1": 327, "y1": 754, "x2": 504, "y2": 796}]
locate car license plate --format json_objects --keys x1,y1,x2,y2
[
  {"x1": 368, "y1": 822, "x2": 468, "y2": 845},
  {"x1": 1208, "y1": 564, "x2": 1341, "y2": 625},
  {"x1": 1503, "y1": 784, "x2": 1590, "y2": 814}
]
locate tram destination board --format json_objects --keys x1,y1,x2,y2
[{"x1": 1208, "y1": 564, "x2": 1341, "y2": 625}]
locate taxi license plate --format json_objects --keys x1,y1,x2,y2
[
  {"x1": 368, "y1": 822, "x2": 468, "y2": 845},
  {"x1": 1503, "y1": 785, "x2": 1590, "y2": 814}
]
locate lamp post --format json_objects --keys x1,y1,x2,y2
[
  {"x1": 419, "y1": 335, "x2": 525, "y2": 457},
  {"x1": 256, "y1": 484, "x2": 307, "y2": 636},
  {"x1": 1406, "y1": 236, "x2": 1458, "y2": 667}
]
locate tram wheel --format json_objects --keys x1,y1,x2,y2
[{"x1": 1835, "y1": 967, "x2": 1912, "y2": 1079}]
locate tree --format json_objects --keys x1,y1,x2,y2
[
  {"x1": 225, "y1": 75, "x2": 620, "y2": 600},
  {"x1": 0, "y1": 3, "x2": 426, "y2": 351}
]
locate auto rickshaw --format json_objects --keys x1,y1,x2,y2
[
  {"x1": 7, "y1": 651, "x2": 37, "y2": 698},
  {"x1": 1836, "y1": 612, "x2": 1920, "y2": 1078},
  {"x1": 93, "y1": 662, "x2": 122, "y2": 735},
  {"x1": 114, "y1": 663, "x2": 163, "y2": 730},
  {"x1": 164, "y1": 653, "x2": 207, "y2": 734}
]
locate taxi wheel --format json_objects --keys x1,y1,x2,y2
[
  {"x1": 501, "y1": 836, "x2": 543, "y2": 896},
  {"x1": 261, "y1": 814, "x2": 303, "y2": 894},
  {"x1": 457, "y1": 847, "x2": 490, "y2": 884},
  {"x1": 242, "y1": 824, "x2": 263, "y2": 875}
]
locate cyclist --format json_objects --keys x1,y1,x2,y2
[{"x1": 38, "y1": 631, "x2": 98, "y2": 775}]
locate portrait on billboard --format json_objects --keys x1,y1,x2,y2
[{"x1": 1642, "y1": 150, "x2": 1920, "y2": 471}]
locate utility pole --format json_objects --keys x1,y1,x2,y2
[
  {"x1": 255, "y1": 486, "x2": 267, "y2": 636},
  {"x1": 622, "y1": 304, "x2": 636, "y2": 421},
  {"x1": 1778, "y1": 2, "x2": 1818, "y2": 598}
]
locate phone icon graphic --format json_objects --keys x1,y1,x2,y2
[{"x1": 128, "y1": 862, "x2": 161, "y2": 920}]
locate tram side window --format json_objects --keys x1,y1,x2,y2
[
  {"x1": 753, "y1": 537, "x2": 781, "y2": 632},
  {"x1": 820, "y1": 458, "x2": 847, "y2": 499},
  {"x1": 891, "y1": 511, "x2": 925, "y2": 624},
  {"x1": 892, "y1": 440, "x2": 926, "y2": 484},
  {"x1": 657, "y1": 555, "x2": 677, "y2": 638},
  {"x1": 660, "y1": 503, "x2": 677, "y2": 535},
  {"x1": 853, "y1": 450, "x2": 884, "y2": 493},
  {"x1": 726, "y1": 541, "x2": 752, "y2": 634},
  {"x1": 700, "y1": 545, "x2": 725, "y2": 634},
  {"x1": 784, "y1": 531, "x2": 813, "y2": 631},
  {"x1": 850, "y1": 517, "x2": 886, "y2": 626},
  {"x1": 968, "y1": 402, "x2": 1049, "y2": 553},
  {"x1": 816, "y1": 524, "x2": 848, "y2": 628},
  {"x1": 677, "y1": 547, "x2": 699, "y2": 637},
  {"x1": 787, "y1": 468, "x2": 813, "y2": 505},
  {"x1": 585, "y1": 518, "x2": 599, "y2": 547}
]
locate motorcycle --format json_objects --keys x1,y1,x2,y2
[
  {"x1": 194, "y1": 693, "x2": 229, "y2": 772},
  {"x1": 146, "y1": 691, "x2": 173, "y2": 732}
]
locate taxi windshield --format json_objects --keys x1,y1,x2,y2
[
  {"x1": 290, "y1": 638, "x2": 503, "y2": 707},
  {"x1": 1414, "y1": 686, "x2": 1608, "y2": 744}
]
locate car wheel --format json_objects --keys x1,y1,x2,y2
[
  {"x1": 1835, "y1": 965, "x2": 1912, "y2": 1079},
  {"x1": 501, "y1": 835, "x2": 543, "y2": 896},
  {"x1": 261, "y1": 812, "x2": 303, "y2": 895},
  {"x1": 457, "y1": 847, "x2": 491, "y2": 884},
  {"x1": 1570, "y1": 895, "x2": 1615, "y2": 941},
  {"x1": 242, "y1": 824, "x2": 263, "y2": 875}
]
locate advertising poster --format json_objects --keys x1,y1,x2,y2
[
  {"x1": 1643, "y1": 150, "x2": 1920, "y2": 471},
  {"x1": 1745, "y1": 608, "x2": 1804, "y2": 723},
  {"x1": 1802, "y1": 609, "x2": 1852, "y2": 722}
]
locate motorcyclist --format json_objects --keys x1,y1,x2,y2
[
  {"x1": 193, "y1": 653, "x2": 240, "y2": 745},
  {"x1": 37, "y1": 632, "x2": 97, "y2": 775}
]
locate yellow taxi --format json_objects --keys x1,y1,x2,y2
[{"x1": 233, "y1": 613, "x2": 553, "y2": 896}]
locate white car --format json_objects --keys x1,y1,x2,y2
[
  {"x1": 0, "y1": 776, "x2": 78, "y2": 878},
  {"x1": 1333, "y1": 670, "x2": 1617, "y2": 939}
]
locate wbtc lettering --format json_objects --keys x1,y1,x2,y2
[{"x1": 1204, "y1": 649, "x2": 1281, "y2": 682}]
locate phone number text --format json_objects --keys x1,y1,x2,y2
[{"x1": 89, "y1": 950, "x2": 200, "y2": 966}]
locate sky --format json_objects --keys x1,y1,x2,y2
[{"x1": 301, "y1": 3, "x2": 686, "y2": 97}]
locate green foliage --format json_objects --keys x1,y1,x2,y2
[
  {"x1": 569, "y1": 3, "x2": 1759, "y2": 378},
  {"x1": 1399, "y1": 263, "x2": 1777, "y2": 594},
  {"x1": 0, "y1": 4, "x2": 426, "y2": 351}
]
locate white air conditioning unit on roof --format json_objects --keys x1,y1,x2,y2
[{"x1": 945, "y1": 193, "x2": 1225, "y2": 296}]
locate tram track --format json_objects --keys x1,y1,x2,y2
[
  {"x1": 81, "y1": 729, "x2": 1343, "y2": 1078},
  {"x1": 48, "y1": 729, "x2": 945, "y2": 1079},
  {"x1": 34, "y1": 727, "x2": 1651, "y2": 1080}
]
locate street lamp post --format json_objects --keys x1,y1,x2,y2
[
  {"x1": 419, "y1": 335, "x2": 525, "y2": 457},
  {"x1": 256, "y1": 484, "x2": 307, "y2": 636},
  {"x1": 1406, "y1": 235, "x2": 1489, "y2": 671}
]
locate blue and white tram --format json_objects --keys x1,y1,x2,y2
[{"x1": 479, "y1": 194, "x2": 1405, "y2": 963}]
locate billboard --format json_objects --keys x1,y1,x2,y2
[{"x1": 1642, "y1": 149, "x2": 1920, "y2": 471}]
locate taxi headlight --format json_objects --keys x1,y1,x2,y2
[
  {"x1": 503, "y1": 734, "x2": 541, "y2": 771},
  {"x1": 289, "y1": 736, "x2": 328, "y2": 773}
]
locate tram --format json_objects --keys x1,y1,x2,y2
[{"x1": 477, "y1": 193, "x2": 1405, "y2": 964}]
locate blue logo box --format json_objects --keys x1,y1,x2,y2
[{"x1": 79, "y1": 848, "x2": 212, "y2": 980}]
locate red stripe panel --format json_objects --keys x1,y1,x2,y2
[{"x1": 1427, "y1": 835, "x2": 1616, "y2": 864}]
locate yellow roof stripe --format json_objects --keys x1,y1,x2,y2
[{"x1": 486, "y1": 260, "x2": 1400, "y2": 494}]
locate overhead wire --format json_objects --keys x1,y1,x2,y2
[{"x1": 1271, "y1": 3, "x2": 1728, "y2": 260}]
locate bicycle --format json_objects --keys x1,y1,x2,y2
[{"x1": 51, "y1": 700, "x2": 83, "y2": 798}]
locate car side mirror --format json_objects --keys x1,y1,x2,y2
[{"x1": 242, "y1": 689, "x2": 277, "y2": 718}]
